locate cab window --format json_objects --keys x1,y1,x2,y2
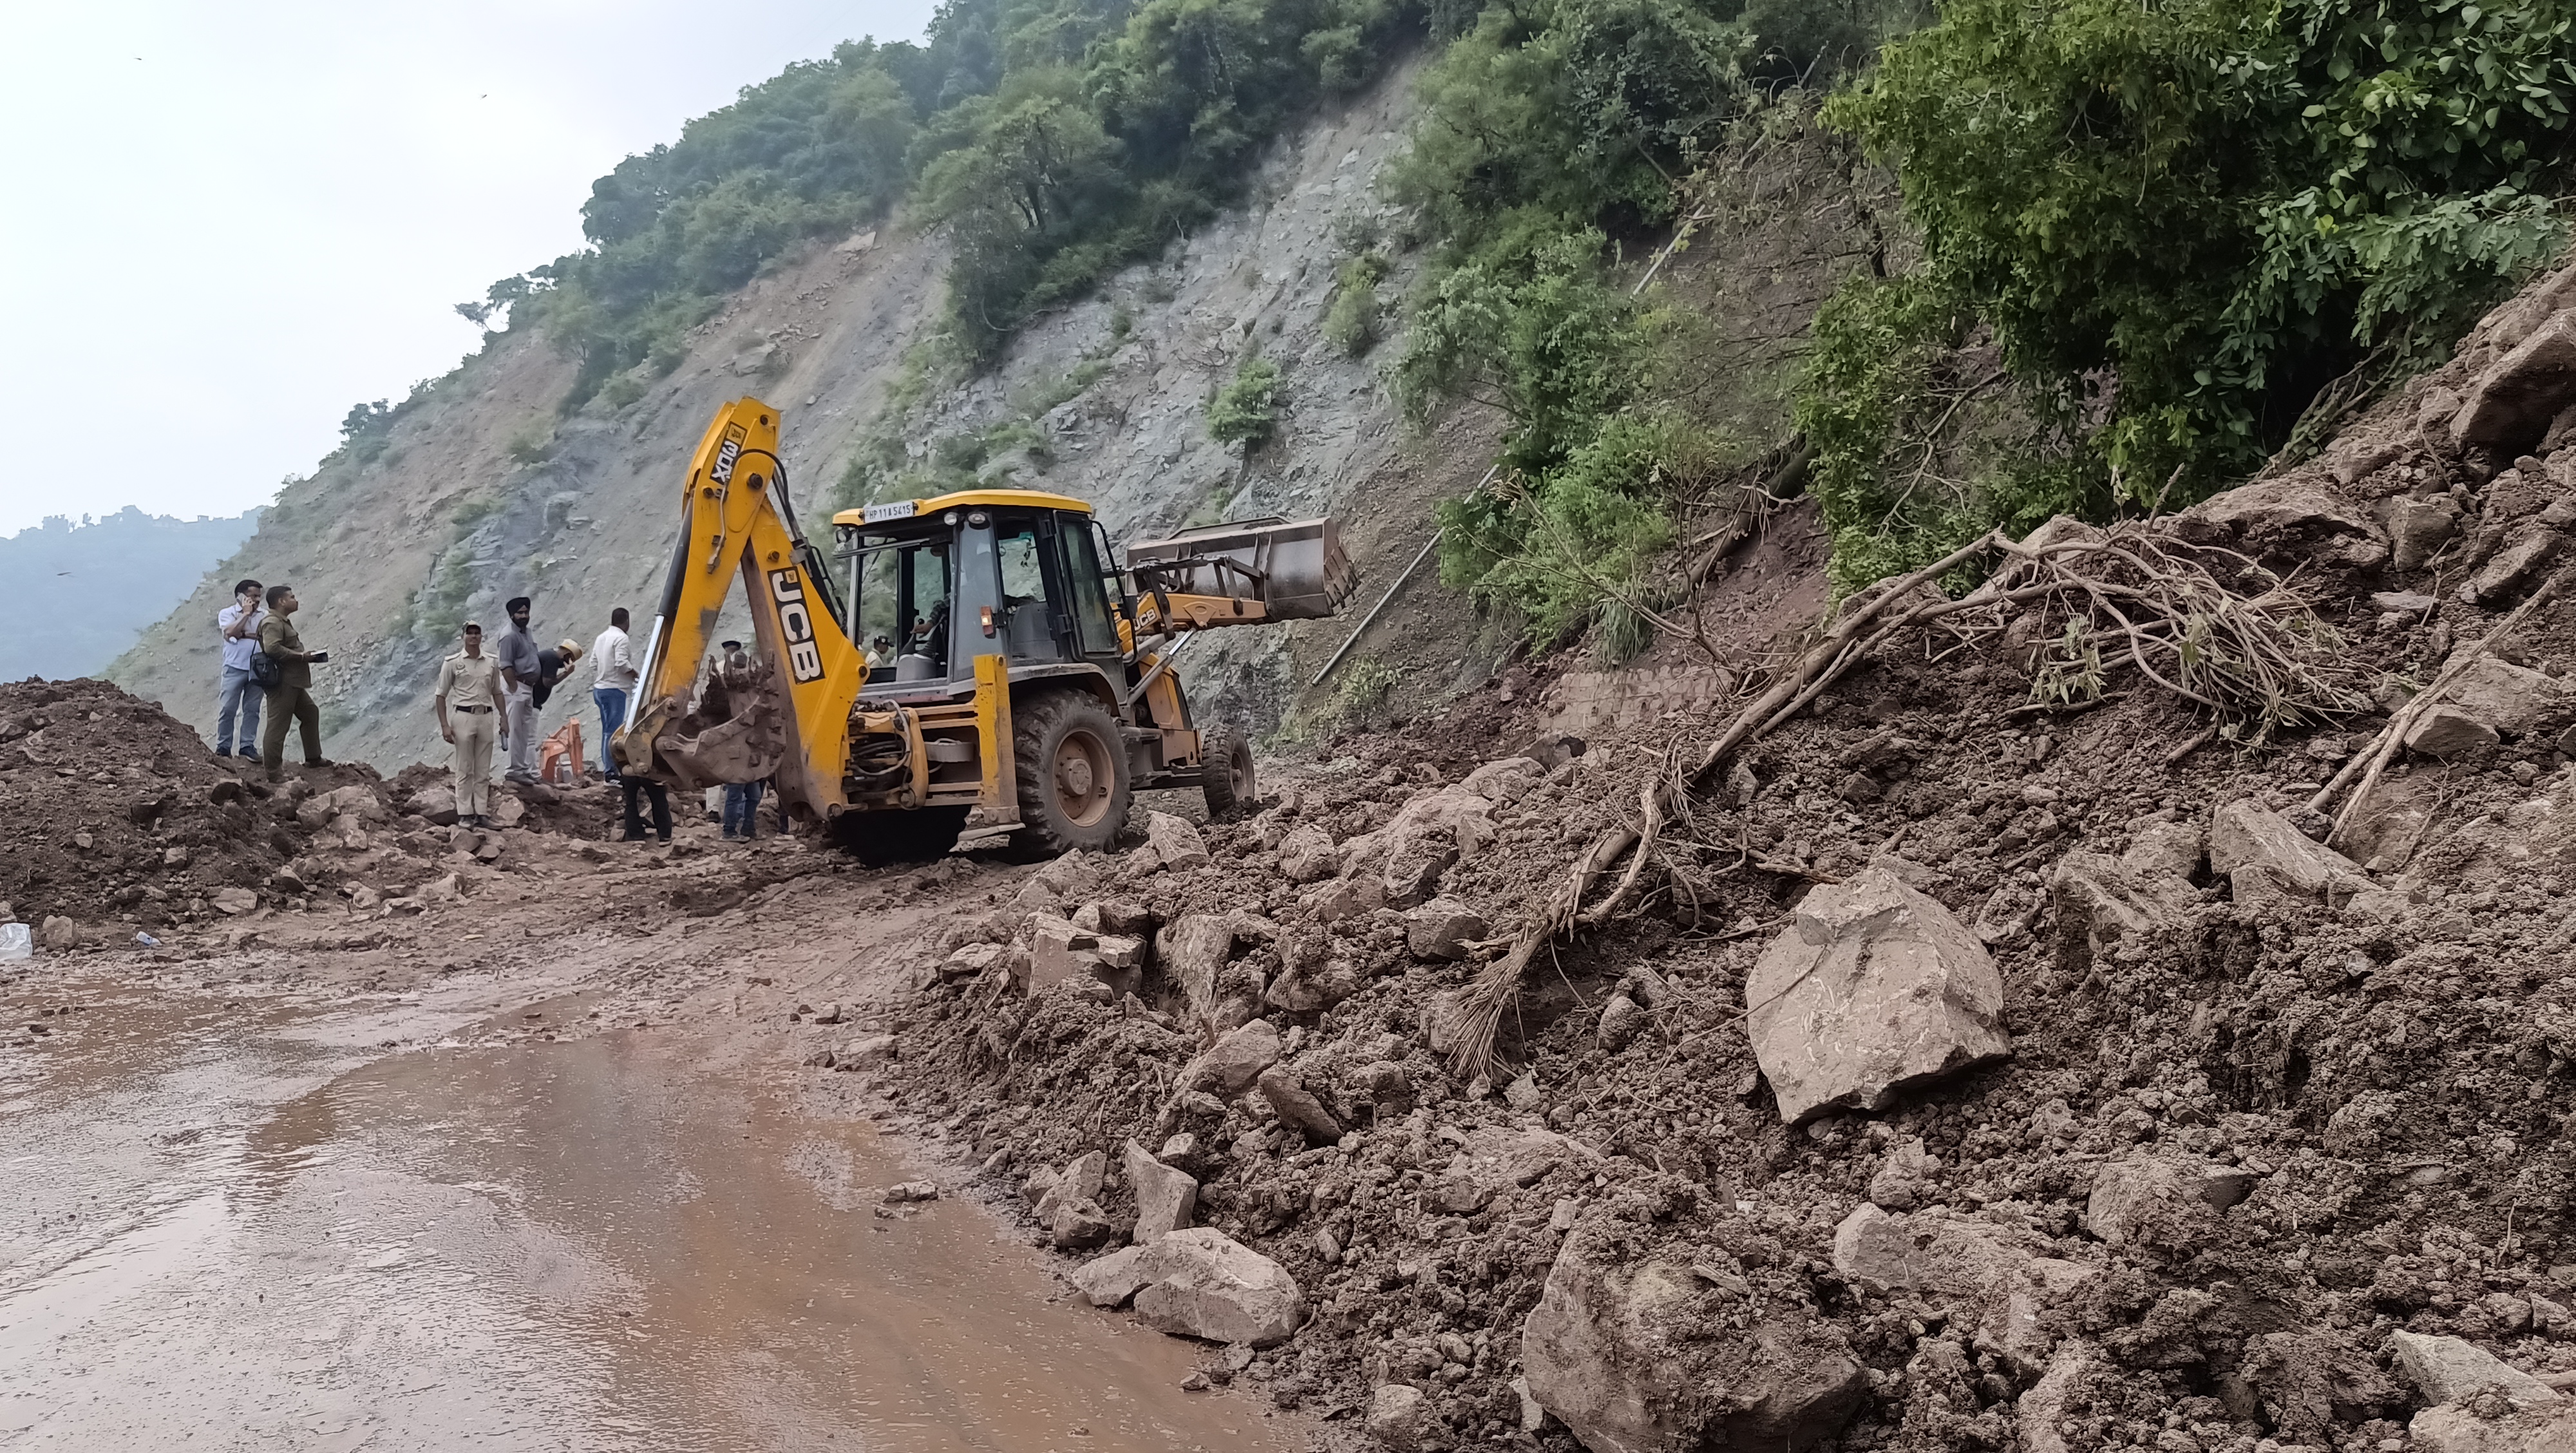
[{"x1": 1061, "y1": 522, "x2": 1121, "y2": 657}]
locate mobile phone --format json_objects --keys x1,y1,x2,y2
[{"x1": 308, "y1": 650, "x2": 330, "y2": 663}]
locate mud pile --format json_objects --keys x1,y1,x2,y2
[
  {"x1": 0, "y1": 678, "x2": 617, "y2": 946},
  {"x1": 855, "y1": 258, "x2": 2576, "y2": 1453}
]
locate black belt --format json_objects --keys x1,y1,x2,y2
[{"x1": 453, "y1": 705, "x2": 494, "y2": 714}]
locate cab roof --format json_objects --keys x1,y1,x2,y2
[{"x1": 830, "y1": 488, "x2": 1094, "y2": 529}]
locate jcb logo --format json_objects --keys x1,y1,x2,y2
[{"x1": 768, "y1": 568, "x2": 824, "y2": 683}]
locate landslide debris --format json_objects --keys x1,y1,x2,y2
[
  {"x1": 0, "y1": 678, "x2": 614, "y2": 947},
  {"x1": 857, "y1": 262, "x2": 2576, "y2": 1450}
]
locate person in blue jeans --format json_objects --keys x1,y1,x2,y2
[
  {"x1": 213, "y1": 578, "x2": 265, "y2": 760},
  {"x1": 589, "y1": 607, "x2": 637, "y2": 782},
  {"x1": 723, "y1": 778, "x2": 766, "y2": 839}
]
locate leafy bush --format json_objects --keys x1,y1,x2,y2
[
  {"x1": 1804, "y1": 0, "x2": 2576, "y2": 582},
  {"x1": 1323, "y1": 250, "x2": 1391, "y2": 356},
  {"x1": 1209, "y1": 357, "x2": 1285, "y2": 448}
]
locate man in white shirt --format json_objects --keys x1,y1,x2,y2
[
  {"x1": 213, "y1": 578, "x2": 265, "y2": 761},
  {"x1": 591, "y1": 607, "x2": 639, "y2": 783}
]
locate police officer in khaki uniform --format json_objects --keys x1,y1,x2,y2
[{"x1": 435, "y1": 623, "x2": 506, "y2": 828}]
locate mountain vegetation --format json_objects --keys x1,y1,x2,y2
[{"x1": 409, "y1": 0, "x2": 2576, "y2": 658}]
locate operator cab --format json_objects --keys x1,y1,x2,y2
[{"x1": 829, "y1": 489, "x2": 1128, "y2": 698}]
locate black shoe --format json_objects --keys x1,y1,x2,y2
[{"x1": 236, "y1": 748, "x2": 260, "y2": 761}]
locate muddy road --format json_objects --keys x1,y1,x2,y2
[{"x1": 0, "y1": 840, "x2": 1302, "y2": 1452}]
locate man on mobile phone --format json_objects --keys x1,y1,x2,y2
[
  {"x1": 213, "y1": 578, "x2": 265, "y2": 761},
  {"x1": 254, "y1": 584, "x2": 329, "y2": 782}
]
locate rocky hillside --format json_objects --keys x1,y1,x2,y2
[
  {"x1": 853, "y1": 259, "x2": 2576, "y2": 1452},
  {"x1": 104, "y1": 61, "x2": 1482, "y2": 770}
]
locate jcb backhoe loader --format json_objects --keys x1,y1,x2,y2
[{"x1": 614, "y1": 397, "x2": 1354, "y2": 864}]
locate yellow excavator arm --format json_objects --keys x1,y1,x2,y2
[{"x1": 616, "y1": 398, "x2": 862, "y2": 822}]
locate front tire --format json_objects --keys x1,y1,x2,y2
[
  {"x1": 829, "y1": 806, "x2": 969, "y2": 867},
  {"x1": 1013, "y1": 690, "x2": 1132, "y2": 856},
  {"x1": 1202, "y1": 721, "x2": 1255, "y2": 819}
]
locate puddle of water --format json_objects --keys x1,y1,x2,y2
[{"x1": 0, "y1": 989, "x2": 1301, "y2": 1452}]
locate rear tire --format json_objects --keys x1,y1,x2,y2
[
  {"x1": 1012, "y1": 689, "x2": 1132, "y2": 856},
  {"x1": 828, "y1": 806, "x2": 969, "y2": 867},
  {"x1": 1201, "y1": 721, "x2": 1255, "y2": 820}
]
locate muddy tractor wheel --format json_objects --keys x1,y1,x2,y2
[
  {"x1": 828, "y1": 806, "x2": 969, "y2": 868},
  {"x1": 1012, "y1": 690, "x2": 1132, "y2": 857},
  {"x1": 1201, "y1": 721, "x2": 1255, "y2": 820}
]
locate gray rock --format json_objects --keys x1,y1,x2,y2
[
  {"x1": 2086, "y1": 1156, "x2": 2253, "y2": 1251},
  {"x1": 1833, "y1": 1204, "x2": 2092, "y2": 1377},
  {"x1": 2119, "y1": 819, "x2": 2206, "y2": 880},
  {"x1": 1277, "y1": 824, "x2": 1338, "y2": 884},
  {"x1": 2413, "y1": 1401, "x2": 2576, "y2": 1453},
  {"x1": 1034, "y1": 1150, "x2": 1106, "y2": 1226},
  {"x1": 1126, "y1": 1228, "x2": 1304, "y2": 1347},
  {"x1": 2372, "y1": 589, "x2": 2442, "y2": 617},
  {"x1": 1146, "y1": 811, "x2": 1211, "y2": 871},
  {"x1": 1365, "y1": 1383, "x2": 1430, "y2": 1452},
  {"x1": 1070, "y1": 1244, "x2": 1151, "y2": 1307},
  {"x1": 2019, "y1": 1345, "x2": 2096, "y2": 1453},
  {"x1": 2455, "y1": 310, "x2": 2576, "y2": 453},
  {"x1": 2409, "y1": 707, "x2": 2502, "y2": 757},
  {"x1": 1123, "y1": 1139, "x2": 1198, "y2": 1242},
  {"x1": 1745, "y1": 867, "x2": 2010, "y2": 1122},
  {"x1": 1403, "y1": 897, "x2": 1488, "y2": 961},
  {"x1": 2174, "y1": 476, "x2": 2388, "y2": 566},
  {"x1": 833, "y1": 1034, "x2": 895, "y2": 1069},
  {"x1": 1256, "y1": 1067, "x2": 1342, "y2": 1146},
  {"x1": 1522, "y1": 1220, "x2": 1867, "y2": 1453},
  {"x1": 1596, "y1": 993, "x2": 1646, "y2": 1053},
  {"x1": 1182, "y1": 1018, "x2": 1281, "y2": 1097},
  {"x1": 1866, "y1": 1138, "x2": 1940, "y2": 1212},
  {"x1": 2381, "y1": 497, "x2": 2461, "y2": 573},
  {"x1": 410, "y1": 785, "x2": 460, "y2": 826},
  {"x1": 1157, "y1": 913, "x2": 1238, "y2": 1029},
  {"x1": 2209, "y1": 799, "x2": 2368, "y2": 904},
  {"x1": 941, "y1": 942, "x2": 1009, "y2": 980},
  {"x1": 2390, "y1": 1330, "x2": 2561, "y2": 1412},
  {"x1": 2468, "y1": 527, "x2": 2566, "y2": 603},
  {"x1": 2445, "y1": 655, "x2": 2565, "y2": 737},
  {"x1": 2050, "y1": 850, "x2": 2193, "y2": 972},
  {"x1": 1049, "y1": 1197, "x2": 1116, "y2": 1250}
]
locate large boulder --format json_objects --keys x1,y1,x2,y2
[
  {"x1": 1126, "y1": 1228, "x2": 1304, "y2": 1347},
  {"x1": 2171, "y1": 475, "x2": 2389, "y2": 567},
  {"x1": 2454, "y1": 310, "x2": 2576, "y2": 453},
  {"x1": 1145, "y1": 811, "x2": 1211, "y2": 871},
  {"x1": 2442, "y1": 656, "x2": 2566, "y2": 739},
  {"x1": 1521, "y1": 1220, "x2": 1867, "y2": 1453},
  {"x1": 2209, "y1": 799, "x2": 2368, "y2": 905},
  {"x1": 1277, "y1": 824, "x2": 1340, "y2": 884},
  {"x1": 1745, "y1": 867, "x2": 2009, "y2": 1122}
]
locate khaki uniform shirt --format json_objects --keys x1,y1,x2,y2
[
  {"x1": 437, "y1": 652, "x2": 504, "y2": 712},
  {"x1": 256, "y1": 614, "x2": 310, "y2": 692}
]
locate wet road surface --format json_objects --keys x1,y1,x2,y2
[{"x1": 0, "y1": 978, "x2": 1298, "y2": 1451}]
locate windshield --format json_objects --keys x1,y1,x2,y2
[{"x1": 837, "y1": 527, "x2": 952, "y2": 676}]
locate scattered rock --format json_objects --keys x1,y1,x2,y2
[
  {"x1": 2209, "y1": 799, "x2": 2368, "y2": 904},
  {"x1": 2412, "y1": 1400, "x2": 2576, "y2": 1453},
  {"x1": 1278, "y1": 824, "x2": 1338, "y2": 884},
  {"x1": 2085, "y1": 1155, "x2": 2253, "y2": 1253},
  {"x1": 1146, "y1": 812, "x2": 1211, "y2": 871},
  {"x1": 1034, "y1": 1150, "x2": 1106, "y2": 1226},
  {"x1": 1071, "y1": 1244, "x2": 1152, "y2": 1307},
  {"x1": 2382, "y1": 497, "x2": 2461, "y2": 572},
  {"x1": 2444, "y1": 655, "x2": 2565, "y2": 737},
  {"x1": 1365, "y1": 1383, "x2": 1430, "y2": 1452},
  {"x1": 2454, "y1": 310, "x2": 2576, "y2": 453},
  {"x1": 2390, "y1": 1330, "x2": 2562, "y2": 1412},
  {"x1": 1402, "y1": 897, "x2": 1487, "y2": 961},
  {"x1": 833, "y1": 1034, "x2": 894, "y2": 1069},
  {"x1": 1866, "y1": 1138, "x2": 1940, "y2": 1211},
  {"x1": 1744, "y1": 866, "x2": 2010, "y2": 1122},
  {"x1": 1181, "y1": 1019, "x2": 1281, "y2": 1097},
  {"x1": 1125, "y1": 1228, "x2": 1304, "y2": 1347},
  {"x1": 2409, "y1": 707, "x2": 2503, "y2": 757},
  {"x1": 211, "y1": 887, "x2": 258, "y2": 916},
  {"x1": 883, "y1": 1181, "x2": 938, "y2": 1203},
  {"x1": 1256, "y1": 1067, "x2": 1342, "y2": 1146},
  {"x1": 1122, "y1": 1139, "x2": 1198, "y2": 1242},
  {"x1": 1050, "y1": 1198, "x2": 1117, "y2": 1250},
  {"x1": 1522, "y1": 1219, "x2": 1867, "y2": 1452},
  {"x1": 1595, "y1": 993, "x2": 1645, "y2": 1054}
]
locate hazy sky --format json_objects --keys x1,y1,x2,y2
[{"x1": 0, "y1": 0, "x2": 936, "y2": 539}]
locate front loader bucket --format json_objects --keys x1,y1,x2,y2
[
  {"x1": 632, "y1": 658, "x2": 790, "y2": 792},
  {"x1": 1125, "y1": 516, "x2": 1355, "y2": 620}
]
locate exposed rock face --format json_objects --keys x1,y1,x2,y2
[
  {"x1": 1521, "y1": 1220, "x2": 1866, "y2": 1453},
  {"x1": 2390, "y1": 1330, "x2": 2562, "y2": 1412},
  {"x1": 1745, "y1": 867, "x2": 2009, "y2": 1122},
  {"x1": 1125, "y1": 1228, "x2": 1304, "y2": 1347}
]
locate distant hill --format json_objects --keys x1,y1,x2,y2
[{"x1": 0, "y1": 508, "x2": 263, "y2": 680}]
